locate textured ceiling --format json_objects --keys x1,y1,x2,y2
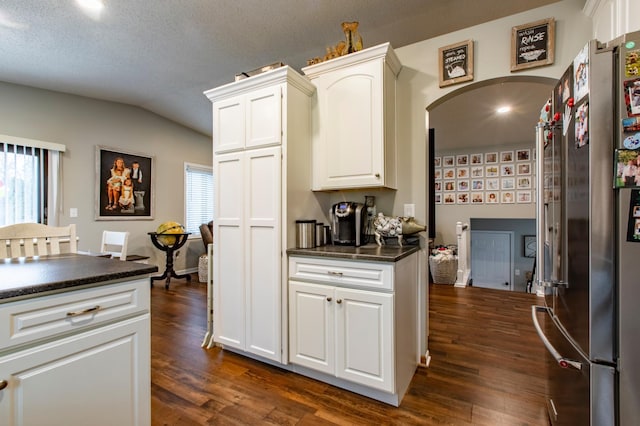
[{"x1": 0, "y1": 0, "x2": 559, "y2": 137}]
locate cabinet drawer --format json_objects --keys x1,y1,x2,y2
[
  {"x1": 289, "y1": 256, "x2": 393, "y2": 291},
  {"x1": 0, "y1": 278, "x2": 149, "y2": 352}
]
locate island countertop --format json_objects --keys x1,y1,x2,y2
[
  {"x1": 0, "y1": 253, "x2": 158, "y2": 302},
  {"x1": 286, "y1": 243, "x2": 420, "y2": 262}
]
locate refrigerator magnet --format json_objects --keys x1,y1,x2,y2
[
  {"x1": 623, "y1": 133, "x2": 640, "y2": 150},
  {"x1": 614, "y1": 149, "x2": 640, "y2": 188},
  {"x1": 575, "y1": 101, "x2": 589, "y2": 148},
  {"x1": 624, "y1": 78, "x2": 640, "y2": 117},
  {"x1": 624, "y1": 49, "x2": 640, "y2": 78},
  {"x1": 626, "y1": 190, "x2": 640, "y2": 242}
]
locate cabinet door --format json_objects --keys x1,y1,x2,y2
[
  {"x1": 335, "y1": 287, "x2": 394, "y2": 393},
  {"x1": 313, "y1": 60, "x2": 384, "y2": 189},
  {"x1": 245, "y1": 146, "x2": 282, "y2": 361},
  {"x1": 245, "y1": 86, "x2": 282, "y2": 149},
  {"x1": 212, "y1": 95, "x2": 245, "y2": 153},
  {"x1": 213, "y1": 152, "x2": 245, "y2": 349},
  {"x1": 0, "y1": 315, "x2": 150, "y2": 426},
  {"x1": 288, "y1": 280, "x2": 334, "y2": 374}
]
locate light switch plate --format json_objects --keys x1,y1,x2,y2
[
  {"x1": 404, "y1": 203, "x2": 415, "y2": 217},
  {"x1": 69, "y1": 208, "x2": 78, "y2": 217}
]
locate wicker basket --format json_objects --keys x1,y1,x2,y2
[
  {"x1": 429, "y1": 256, "x2": 458, "y2": 284},
  {"x1": 198, "y1": 254, "x2": 208, "y2": 283}
]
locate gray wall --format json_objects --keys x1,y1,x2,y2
[{"x1": 0, "y1": 81, "x2": 212, "y2": 273}]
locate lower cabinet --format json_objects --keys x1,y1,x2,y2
[
  {"x1": 0, "y1": 278, "x2": 151, "y2": 426},
  {"x1": 288, "y1": 254, "x2": 418, "y2": 405},
  {"x1": 289, "y1": 281, "x2": 394, "y2": 392}
]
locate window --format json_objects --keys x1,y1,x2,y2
[
  {"x1": 184, "y1": 162, "x2": 213, "y2": 236},
  {"x1": 0, "y1": 135, "x2": 65, "y2": 226}
]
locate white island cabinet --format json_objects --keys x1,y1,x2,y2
[
  {"x1": 0, "y1": 254, "x2": 154, "y2": 426},
  {"x1": 288, "y1": 251, "x2": 418, "y2": 406},
  {"x1": 205, "y1": 66, "x2": 322, "y2": 364},
  {"x1": 302, "y1": 43, "x2": 402, "y2": 191}
]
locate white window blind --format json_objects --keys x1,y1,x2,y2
[
  {"x1": 0, "y1": 135, "x2": 65, "y2": 226},
  {"x1": 184, "y1": 162, "x2": 213, "y2": 236}
]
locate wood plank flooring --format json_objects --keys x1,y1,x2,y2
[{"x1": 151, "y1": 277, "x2": 549, "y2": 425}]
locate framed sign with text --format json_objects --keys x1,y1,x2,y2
[
  {"x1": 438, "y1": 39, "x2": 474, "y2": 87},
  {"x1": 511, "y1": 18, "x2": 555, "y2": 72}
]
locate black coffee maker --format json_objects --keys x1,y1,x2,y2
[{"x1": 329, "y1": 202, "x2": 365, "y2": 246}]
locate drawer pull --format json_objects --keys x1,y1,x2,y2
[
  {"x1": 336, "y1": 299, "x2": 342, "y2": 304},
  {"x1": 326, "y1": 297, "x2": 332, "y2": 302},
  {"x1": 0, "y1": 380, "x2": 7, "y2": 391},
  {"x1": 66, "y1": 305, "x2": 101, "y2": 317},
  {"x1": 327, "y1": 271, "x2": 343, "y2": 277}
]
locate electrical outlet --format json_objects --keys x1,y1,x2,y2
[
  {"x1": 403, "y1": 203, "x2": 415, "y2": 218},
  {"x1": 515, "y1": 269, "x2": 520, "y2": 276},
  {"x1": 69, "y1": 208, "x2": 78, "y2": 218}
]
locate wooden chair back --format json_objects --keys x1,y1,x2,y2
[
  {"x1": 100, "y1": 230, "x2": 129, "y2": 260},
  {"x1": 0, "y1": 223, "x2": 77, "y2": 258}
]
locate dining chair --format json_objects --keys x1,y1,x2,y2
[
  {"x1": 100, "y1": 230, "x2": 130, "y2": 261},
  {"x1": 0, "y1": 223, "x2": 77, "y2": 258}
]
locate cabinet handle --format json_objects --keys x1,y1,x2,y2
[
  {"x1": 336, "y1": 299, "x2": 342, "y2": 304},
  {"x1": 66, "y1": 305, "x2": 101, "y2": 317},
  {"x1": 326, "y1": 297, "x2": 332, "y2": 302},
  {"x1": 375, "y1": 173, "x2": 380, "y2": 178},
  {"x1": 327, "y1": 271, "x2": 343, "y2": 277},
  {"x1": 0, "y1": 380, "x2": 7, "y2": 391}
]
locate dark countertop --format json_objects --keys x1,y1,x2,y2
[
  {"x1": 287, "y1": 243, "x2": 420, "y2": 262},
  {"x1": 0, "y1": 253, "x2": 158, "y2": 302}
]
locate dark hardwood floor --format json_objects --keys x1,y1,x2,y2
[{"x1": 151, "y1": 276, "x2": 549, "y2": 425}]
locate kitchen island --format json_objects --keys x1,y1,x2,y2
[
  {"x1": 287, "y1": 243, "x2": 421, "y2": 406},
  {"x1": 0, "y1": 253, "x2": 157, "y2": 426}
]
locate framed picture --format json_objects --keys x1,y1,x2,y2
[
  {"x1": 485, "y1": 152, "x2": 498, "y2": 164},
  {"x1": 434, "y1": 169, "x2": 442, "y2": 180},
  {"x1": 486, "y1": 178, "x2": 500, "y2": 190},
  {"x1": 502, "y1": 191, "x2": 515, "y2": 204},
  {"x1": 517, "y1": 163, "x2": 531, "y2": 175},
  {"x1": 444, "y1": 193, "x2": 456, "y2": 204},
  {"x1": 435, "y1": 193, "x2": 442, "y2": 204},
  {"x1": 457, "y1": 167, "x2": 469, "y2": 179},
  {"x1": 95, "y1": 146, "x2": 154, "y2": 220},
  {"x1": 470, "y1": 153, "x2": 483, "y2": 165},
  {"x1": 471, "y1": 192, "x2": 484, "y2": 204},
  {"x1": 524, "y1": 235, "x2": 536, "y2": 257},
  {"x1": 517, "y1": 190, "x2": 532, "y2": 203},
  {"x1": 502, "y1": 177, "x2": 515, "y2": 190},
  {"x1": 443, "y1": 168, "x2": 456, "y2": 179},
  {"x1": 443, "y1": 156, "x2": 455, "y2": 166},
  {"x1": 434, "y1": 156, "x2": 442, "y2": 167},
  {"x1": 438, "y1": 39, "x2": 474, "y2": 87},
  {"x1": 457, "y1": 193, "x2": 470, "y2": 204},
  {"x1": 517, "y1": 176, "x2": 532, "y2": 189},
  {"x1": 457, "y1": 180, "x2": 469, "y2": 191},
  {"x1": 434, "y1": 181, "x2": 442, "y2": 192},
  {"x1": 501, "y1": 164, "x2": 515, "y2": 176},
  {"x1": 516, "y1": 149, "x2": 530, "y2": 161},
  {"x1": 500, "y1": 151, "x2": 514, "y2": 163},
  {"x1": 486, "y1": 191, "x2": 499, "y2": 204},
  {"x1": 486, "y1": 165, "x2": 499, "y2": 177},
  {"x1": 511, "y1": 18, "x2": 555, "y2": 72},
  {"x1": 470, "y1": 166, "x2": 484, "y2": 178},
  {"x1": 456, "y1": 154, "x2": 469, "y2": 165}
]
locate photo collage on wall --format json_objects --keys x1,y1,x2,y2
[{"x1": 434, "y1": 149, "x2": 534, "y2": 205}]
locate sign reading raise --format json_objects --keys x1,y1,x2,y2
[{"x1": 511, "y1": 18, "x2": 555, "y2": 72}]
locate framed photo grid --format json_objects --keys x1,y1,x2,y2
[{"x1": 434, "y1": 149, "x2": 535, "y2": 205}]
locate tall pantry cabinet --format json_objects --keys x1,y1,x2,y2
[{"x1": 204, "y1": 67, "x2": 320, "y2": 363}]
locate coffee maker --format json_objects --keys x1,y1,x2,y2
[{"x1": 329, "y1": 202, "x2": 365, "y2": 246}]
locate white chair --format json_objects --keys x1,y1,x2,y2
[
  {"x1": 100, "y1": 230, "x2": 129, "y2": 261},
  {"x1": 0, "y1": 223, "x2": 77, "y2": 258}
]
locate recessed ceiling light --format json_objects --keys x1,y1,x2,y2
[
  {"x1": 497, "y1": 106, "x2": 511, "y2": 114},
  {"x1": 75, "y1": 0, "x2": 105, "y2": 18}
]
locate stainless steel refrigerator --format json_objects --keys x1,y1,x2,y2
[{"x1": 533, "y1": 32, "x2": 640, "y2": 426}]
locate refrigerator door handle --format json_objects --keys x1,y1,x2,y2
[{"x1": 531, "y1": 305, "x2": 583, "y2": 370}]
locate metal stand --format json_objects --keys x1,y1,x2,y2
[{"x1": 148, "y1": 232, "x2": 191, "y2": 289}]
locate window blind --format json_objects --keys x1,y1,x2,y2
[{"x1": 184, "y1": 162, "x2": 213, "y2": 236}]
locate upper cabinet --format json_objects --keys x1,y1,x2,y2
[
  {"x1": 208, "y1": 77, "x2": 284, "y2": 154},
  {"x1": 302, "y1": 43, "x2": 402, "y2": 191}
]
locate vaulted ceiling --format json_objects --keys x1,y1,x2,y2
[{"x1": 0, "y1": 0, "x2": 560, "y2": 136}]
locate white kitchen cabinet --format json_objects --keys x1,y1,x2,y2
[
  {"x1": 205, "y1": 67, "x2": 321, "y2": 364},
  {"x1": 0, "y1": 278, "x2": 150, "y2": 426},
  {"x1": 289, "y1": 280, "x2": 394, "y2": 392},
  {"x1": 288, "y1": 253, "x2": 417, "y2": 406},
  {"x1": 211, "y1": 85, "x2": 282, "y2": 154},
  {"x1": 302, "y1": 43, "x2": 402, "y2": 190}
]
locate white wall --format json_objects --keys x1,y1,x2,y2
[
  {"x1": 586, "y1": 0, "x2": 640, "y2": 42},
  {"x1": 394, "y1": 0, "x2": 593, "y2": 239},
  {"x1": 0, "y1": 81, "x2": 212, "y2": 273}
]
